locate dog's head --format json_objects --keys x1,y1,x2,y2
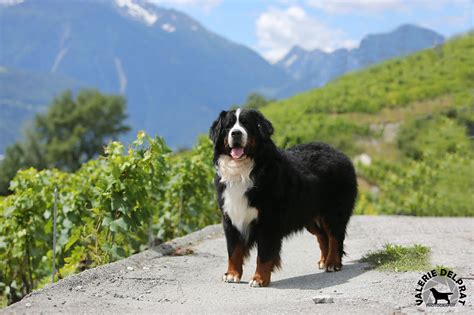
[{"x1": 209, "y1": 108, "x2": 273, "y2": 161}]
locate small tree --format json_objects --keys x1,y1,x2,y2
[
  {"x1": 0, "y1": 90, "x2": 130, "y2": 195},
  {"x1": 243, "y1": 93, "x2": 273, "y2": 109}
]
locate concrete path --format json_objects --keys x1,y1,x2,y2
[{"x1": 3, "y1": 216, "x2": 474, "y2": 314}]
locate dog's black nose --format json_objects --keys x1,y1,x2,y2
[{"x1": 231, "y1": 130, "x2": 242, "y2": 137}]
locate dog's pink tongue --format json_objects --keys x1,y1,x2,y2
[{"x1": 231, "y1": 147, "x2": 244, "y2": 159}]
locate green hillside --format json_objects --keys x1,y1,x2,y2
[
  {"x1": 261, "y1": 33, "x2": 474, "y2": 216},
  {"x1": 262, "y1": 33, "x2": 473, "y2": 150}
]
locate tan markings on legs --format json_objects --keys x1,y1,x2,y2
[
  {"x1": 249, "y1": 257, "x2": 276, "y2": 287},
  {"x1": 325, "y1": 236, "x2": 342, "y2": 272},
  {"x1": 322, "y1": 222, "x2": 342, "y2": 272},
  {"x1": 223, "y1": 244, "x2": 245, "y2": 283},
  {"x1": 306, "y1": 221, "x2": 329, "y2": 269},
  {"x1": 316, "y1": 231, "x2": 329, "y2": 269}
]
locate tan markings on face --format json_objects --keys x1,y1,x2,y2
[{"x1": 246, "y1": 137, "x2": 256, "y2": 152}]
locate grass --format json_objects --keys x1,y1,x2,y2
[
  {"x1": 434, "y1": 265, "x2": 454, "y2": 275},
  {"x1": 360, "y1": 243, "x2": 431, "y2": 272}
]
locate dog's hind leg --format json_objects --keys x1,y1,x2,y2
[
  {"x1": 306, "y1": 220, "x2": 329, "y2": 269},
  {"x1": 321, "y1": 220, "x2": 344, "y2": 272}
]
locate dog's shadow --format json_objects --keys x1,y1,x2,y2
[{"x1": 270, "y1": 260, "x2": 368, "y2": 290}]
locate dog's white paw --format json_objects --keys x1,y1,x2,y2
[
  {"x1": 222, "y1": 273, "x2": 240, "y2": 283},
  {"x1": 249, "y1": 279, "x2": 262, "y2": 288},
  {"x1": 318, "y1": 261, "x2": 326, "y2": 269},
  {"x1": 325, "y1": 264, "x2": 341, "y2": 272}
]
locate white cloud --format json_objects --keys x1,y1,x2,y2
[
  {"x1": 306, "y1": 0, "x2": 472, "y2": 15},
  {"x1": 256, "y1": 6, "x2": 357, "y2": 62},
  {"x1": 421, "y1": 13, "x2": 471, "y2": 31},
  {"x1": 415, "y1": 0, "x2": 472, "y2": 11},
  {"x1": 339, "y1": 39, "x2": 359, "y2": 49},
  {"x1": 116, "y1": 0, "x2": 158, "y2": 25},
  {"x1": 146, "y1": 0, "x2": 221, "y2": 12},
  {"x1": 161, "y1": 23, "x2": 176, "y2": 32},
  {"x1": 0, "y1": 0, "x2": 24, "y2": 6},
  {"x1": 306, "y1": 0, "x2": 408, "y2": 14}
]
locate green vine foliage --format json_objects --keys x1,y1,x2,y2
[
  {"x1": 359, "y1": 152, "x2": 474, "y2": 217},
  {"x1": 0, "y1": 132, "x2": 218, "y2": 304},
  {"x1": 158, "y1": 137, "x2": 219, "y2": 240}
]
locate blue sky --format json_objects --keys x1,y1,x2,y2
[{"x1": 149, "y1": 0, "x2": 473, "y2": 62}]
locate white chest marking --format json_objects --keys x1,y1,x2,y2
[{"x1": 218, "y1": 155, "x2": 258, "y2": 239}]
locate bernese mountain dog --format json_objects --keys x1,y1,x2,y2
[{"x1": 209, "y1": 108, "x2": 357, "y2": 287}]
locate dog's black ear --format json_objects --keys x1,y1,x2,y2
[
  {"x1": 255, "y1": 111, "x2": 274, "y2": 140},
  {"x1": 209, "y1": 110, "x2": 227, "y2": 144}
]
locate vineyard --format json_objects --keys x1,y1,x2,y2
[
  {"x1": 262, "y1": 34, "x2": 474, "y2": 218},
  {"x1": 0, "y1": 133, "x2": 218, "y2": 305}
]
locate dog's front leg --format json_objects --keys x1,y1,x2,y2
[
  {"x1": 222, "y1": 218, "x2": 247, "y2": 283},
  {"x1": 250, "y1": 231, "x2": 282, "y2": 287}
]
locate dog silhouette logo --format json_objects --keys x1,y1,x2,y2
[
  {"x1": 429, "y1": 287, "x2": 453, "y2": 304},
  {"x1": 415, "y1": 268, "x2": 468, "y2": 307}
]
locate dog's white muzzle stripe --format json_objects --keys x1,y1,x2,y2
[{"x1": 228, "y1": 108, "x2": 248, "y2": 147}]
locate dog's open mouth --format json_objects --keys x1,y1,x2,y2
[{"x1": 230, "y1": 146, "x2": 246, "y2": 160}]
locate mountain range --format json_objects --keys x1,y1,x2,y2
[
  {"x1": 0, "y1": 0, "x2": 445, "y2": 152},
  {"x1": 276, "y1": 24, "x2": 444, "y2": 97}
]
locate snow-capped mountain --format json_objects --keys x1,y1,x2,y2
[{"x1": 0, "y1": 0, "x2": 289, "y2": 149}]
